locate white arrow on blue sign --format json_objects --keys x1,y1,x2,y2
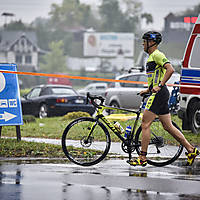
[
  {"x1": 0, "y1": 63, "x2": 23, "y2": 125},
  {"x1": 0, "y1": 111, "x2": 17, "y2": 122}
]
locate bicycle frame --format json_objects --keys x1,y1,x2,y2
[{"x1": 93, "y1": 98, "x2": 145, "y2": 144}]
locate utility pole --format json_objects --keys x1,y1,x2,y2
[{"x1": 1, "y1": 12, "x2": 15, "y2": 27}]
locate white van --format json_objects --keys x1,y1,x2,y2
[{"x1": 178, "y1": 14, "x2": 200, "y2": 134}]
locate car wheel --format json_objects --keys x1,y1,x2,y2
[
  {"x1": 39, "y1": 104, "x2": 48, "y2": 119},
  {"x1": 107, "y1": 101, "x2": 120, "y2": 115},
  {"x1": 190, "y1": 102, "x2": 200, "y2": 134}
]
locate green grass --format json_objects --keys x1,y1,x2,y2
[
  {"x1": 1, "y1": 115, "x2": 200, "y2": 145},
  {"x1": 171, "y1": 115, "x2": 200, "y2": 146},
  {"x1": 0, "y1": 138, "x2": 103, "y2": 159},
  {"x1": 0, "y1": 138, "x2": 65, "y2": 158},
  {"x1": 1, "y1": 117, "x2": 68, "y2": 139},
  {"x1": 1, "y1": 114, "x2": 200, "y2": 159}
]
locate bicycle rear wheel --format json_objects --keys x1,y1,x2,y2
[
  {"x1": 62, "y1": 117, "x2": 111, "y2": 166},
  {"x1": 135, "y1": 120, "x2": 183, "y2": 167}
]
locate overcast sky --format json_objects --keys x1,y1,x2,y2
[{"x1": 0, "y1": 0, "x2": 200, "y2": 30}]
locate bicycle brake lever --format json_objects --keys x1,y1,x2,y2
[{"x1": 86, "y1": 92, "x2": 90, "y2": 104}]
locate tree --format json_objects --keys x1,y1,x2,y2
[
  {"x1": 3, "y1": 20, "x2": 33, "y2": 31},
  {"x1": 181, "y1": 3, "x2": 200, "y2": 16},
  {"x1": 99, "y1": 0, "x2": 153, "y2": 33},
  {"x1": 99, "y1": 0, "x2": 125, "y2": 32},
  {"x1": 46, "y1": 0, "x2": 100, "y2": 57},
  {"x1": 122, "y1": 0, "x2": 153, "y2": 27},
  {"x1": 141, "y1": 13, "x2": 153, "y2": 25},
  {"x1": 123, "y1": 0, "x2": 142, "y2": 17},
  {"x1": 49, "y1": 0, "x2": 98, "y2": 30},
  {"x1": 40, "y1": 40, "x2": 67, "y2": 73},
  {"x1": 34, "y1": 18, "x2": 52, "y2": 51}
]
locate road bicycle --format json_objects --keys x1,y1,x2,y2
[{"x1": 62, "y1": 92, "x2": 183, "y2": 167}]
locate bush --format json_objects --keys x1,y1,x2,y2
[
  {"x1": 62, "y1": 111, "x2": 90, "y2": 120},
  {"x1": 23, "y1": 115, "x2": 36, "y2": 123},
  {"x1": 20, "y1": 88, "x2": 31, "y2": 97}
]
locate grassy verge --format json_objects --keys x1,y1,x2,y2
[
  {"x1": 1, "y1": 115, "x2": 200, "y2": 159},
  {"x1": 1, "y1": 115, "x2": 200, "y2": 145},
  {"x1": 0, "y1": 137, "x2": 111, "y2": 160},
  {"x1": 0, "y1": 138, "x2": 65, "y2": 158},
  {"x1": 1, "y1": 117, "x2": 67, "y2": 139}
]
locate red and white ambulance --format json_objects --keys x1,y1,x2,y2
[{"x1": 178, "y1": 14, "x2": 200, "y2": 134}]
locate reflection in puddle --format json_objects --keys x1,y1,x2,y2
[
  {"x1": 62, "y1": 184, "x2": 200, "y2": 200},
  {"x1": 171, "y1": 160, "x2": 200, "y2": 181},
  {"x1": 0, "y1": 163, "x2": 22, "y2": 200},
  {"x1": 0, "y1": 160, "x2": 200, "y2": 200},
  {"x1": 129, "y1": 170, "x2": 147, "y2": 178},
  {"x1": 0, "y1": 165, "x2": 22, "y2": 184}
]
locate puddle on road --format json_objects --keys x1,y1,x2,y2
[
  {"x1": 0, "y1": 159, "x2": 200, "y2": 200},
  {"x1": 170, "y1": 160, "x2": 200, "y2": 181},
  {"x1": 62, "y1": 184, "x2": 200, "y2": 200}
]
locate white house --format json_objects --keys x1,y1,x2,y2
[{"x1": 0, "y1": 30, "x2": 45, "y2": 72}]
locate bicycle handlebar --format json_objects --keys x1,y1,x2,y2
[
  {"x1": 86, "y1": 92, "x2": 105, "y2": 108},
  {"x1": 137, "y1": 92, "x2": 151, "y2": 97},
  {"x1": 137, "y1": 92, "x2": 152, "y2": 101},
  {"x1": 86, "y1": 92, "x2": 151, "y2": 109}
]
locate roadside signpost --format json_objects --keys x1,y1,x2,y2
[{"x1": 0, "y1": 63, "x2": 23, "y2": 141}]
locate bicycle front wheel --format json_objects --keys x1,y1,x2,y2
[
  {"x1": 135, "y1": 120, "x2": 183, "y2": 167},
  {"x1": 62, "y1": 117, "x2": 111, "y2": 166}
]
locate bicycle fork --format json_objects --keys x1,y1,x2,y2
[{"x1": 83, "y1": 121, "x2": 97, "y2": 144}]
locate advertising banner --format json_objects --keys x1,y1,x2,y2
[{"x1": 84, "y1": 32, "x2": 134, "y2": 57}]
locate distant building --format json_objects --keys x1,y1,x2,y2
[
  {"x1": 163, "y1": 13, "x2": 198, "y2": 43},
  {"x1": 0, "y1": 30, "x2": 45, "y2": 72}
]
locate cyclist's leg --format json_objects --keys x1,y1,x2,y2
[
  {"x1": 159, "y1": 113, "x2": 194, "y2": 153},
  {"x1": 128, "y1": 109, "x2": 156, "y2": 166},
  {"x1": 140, "y1": 109, "x2": 157, "y2": 158},
  {"x1": 128, "y1": 92, "x2": 159, "y2": 166},
  {"x1": 159, "y1": 113, "x2": 199, "y2": 166}
]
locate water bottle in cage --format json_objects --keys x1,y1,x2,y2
[
  {"x1": 124, "y1": 125, "x2": 132, "y2": 138},
  {"x1": 114, "y1": 121, "x2": 125, "y2": 134}
]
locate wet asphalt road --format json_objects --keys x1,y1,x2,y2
[{"x1": 0, "y1": 159, "x2": 200, "y2": 200}]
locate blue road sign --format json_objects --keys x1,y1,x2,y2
[{"x1": 0, "y1": 63, "x2": 23, "y2": 125}]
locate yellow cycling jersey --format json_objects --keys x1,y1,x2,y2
[{"x1": 146, "y1": 49, "x2": 170, "y2": 89}]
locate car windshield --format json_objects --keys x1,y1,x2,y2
[{"x1": 51, "y1": 87, "x2": 77, "y2": 95}]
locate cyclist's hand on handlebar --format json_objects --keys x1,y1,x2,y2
[
  {"x1": 151, "y1": 85, "x2": 161, "y2": 93},
  {"x1": 137, "y1": 89, "x2": 150, "y2": 96}
]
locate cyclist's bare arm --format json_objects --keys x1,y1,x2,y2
[
  {"x1": 151, "y1": 63, "x2": 174, "y2": 93},
  {"x1": 161, "y1": 63, "x2": 175, "y2": 86}
]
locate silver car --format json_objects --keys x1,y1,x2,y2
[{"x1": 105, "y1": 72, "x2": 148, "y2": 109}]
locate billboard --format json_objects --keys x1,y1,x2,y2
[{"x1": 84, "y1": 32, "x2": 134, "y2": 57}]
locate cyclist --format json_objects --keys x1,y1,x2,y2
[{"x1": 128, "y1": 31, "x2": 199, "y2": 167}]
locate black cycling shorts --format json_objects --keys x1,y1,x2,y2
[{"x1": 145, "y1": 86, "x2": 170, "y2": 115}]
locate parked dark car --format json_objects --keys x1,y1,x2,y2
[{"x1": 21, "y1": 84, "x2": 96, "y2": 118}]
